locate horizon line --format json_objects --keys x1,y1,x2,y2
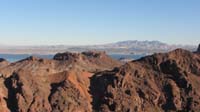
[{"x1": 0, "y1": 40, "x2": 198, "y2": 47}]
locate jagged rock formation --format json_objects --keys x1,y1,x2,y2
[
  {"x1": 0, "y1": 51, "x2": 121, "y2": 112},
  {"x1": 53, "y1": 51, "x2": 121, "y2": 72},
  {"x1": 90, "y1": 49, "x2": 200, "y2": 112},
  {"x1": 0, "y1": 49, "x2": 200, "y2": 112}
]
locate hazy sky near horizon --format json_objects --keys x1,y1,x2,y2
[{"x1": 0, "y1": 0, "x2": 199, "y2": 45}]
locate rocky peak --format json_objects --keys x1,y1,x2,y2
[
  {"x1": 53, "y1": 51, "x2": 108, "y2": 61},
  {"x1": 17, "y1": 56, "x2": 42, "y2": 63},
  {"x1": 53, "y1": 51, "x2": 121, "y2": 72},
  {"x1": 90, "y1": 49, "x2": 200, "y2": 112},
  {"x1": 26, "y1": 56, "x2": 40, "y2": 61},
  {"x1": 53, "y1": 52, "x2": 81, "y2": 61},
  {"x1": 82, "y1": 51, "x2": 106, "y2": 58}
]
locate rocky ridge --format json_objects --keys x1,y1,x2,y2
[
  {"x1": 90, "y1": 49, "x2": 200, "y2": 111},
  {"x1": 0, "y1": 47, "x2": 199, "y2": 112},
  {"x1": 0, "y1": 51, "x2": 121, "y2": 112}
]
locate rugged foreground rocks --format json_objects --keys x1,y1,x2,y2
[
  {"x1": 0, "y1": 49, "x2": 200, "y2": 112},
  {"x1": 0, "y1": 51, "x2": 121, "y2": 112}
]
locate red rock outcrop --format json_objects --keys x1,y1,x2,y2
[
  {"x1": 0, "y1": 51, "x2": 121, "y2": 112},
  {"x1": 0, "y1": 49, "x2": 200, "y2": 112},
  {"x1": 90, "y1": 49, "x2": 200, "y2": 112},
  {"x1": 53, "y1": 51, "x2": 121, "y2": 72}
]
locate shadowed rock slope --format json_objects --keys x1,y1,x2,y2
[{"x1": 0, "y1": 49, "x2": 200, "y2": 112}]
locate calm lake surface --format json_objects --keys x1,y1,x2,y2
[{"x1": 0, "y1": 54, "x2": 144, "y2": 62}]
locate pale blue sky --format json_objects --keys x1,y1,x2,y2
[{"x1": 0, "y1": 0, "x2": 199, "y2": 45}]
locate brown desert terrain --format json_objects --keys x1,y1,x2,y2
[{"x1": 0, "y1": 45, "x2": 200, "y2": 112}]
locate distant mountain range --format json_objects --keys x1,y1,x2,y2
[
  {"x1": 67, "y1": 40, "x2": 197, "y2": 55},
  {"x1": 0, "y1": 40, "x2": 197, "y2": 55}
]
